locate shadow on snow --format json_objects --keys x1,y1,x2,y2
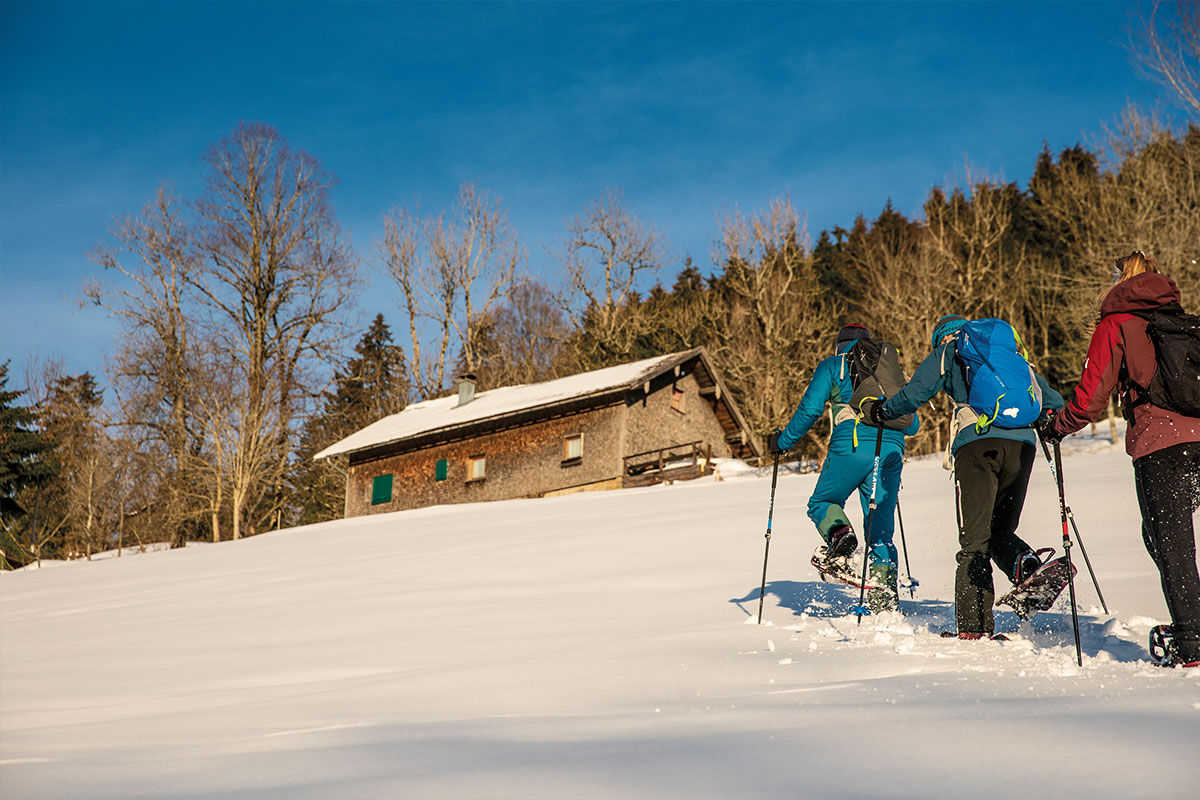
[{"x1": 731, "y1": 580, "x2": 1153, "y2": 664}]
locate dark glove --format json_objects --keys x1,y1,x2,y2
[
  {"x1": 1035, "y1": 409, "x2": 1063, "y2": 444},
  {"x1": 861, "y1": 398, "x2": 888, "y2": 426},
  {"x1": 767, "y1": 430, "x2": 786, "y2": 455}
]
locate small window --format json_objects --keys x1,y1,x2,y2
[
  {"x1": 468, "y1": 455, "x2": 486, "y2": 481},
  {"x1": 435, "y1": 459, "x2": 448, "y2": 482},
  {"x1": 564, "y1": 434, "x2": 583, "y2": 461},
  {"x1": 671, "y1": 386, "x2": 685, "y2": 412},
  {"x1": 371, "y1": 473, "x2": 393, "y2": 505}
]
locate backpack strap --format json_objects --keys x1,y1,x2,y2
[{"x1": 943, "y1": 405, "x2": 980, "y2": 471}]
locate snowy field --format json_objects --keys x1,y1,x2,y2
[{"x1": 2, "y1": 422, "x2": 1198, "y2": 799}]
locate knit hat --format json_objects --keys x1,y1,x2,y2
[
  {"x1": 836, "y1": 324, "x2": 871, "y2": 347},
  {"x1": 930, "y1": 315, "x2": 967, "y2": 349}
]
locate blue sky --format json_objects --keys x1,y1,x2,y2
[{"x1": 0, "y1": 1, "x2": 1176, "y2": 386}]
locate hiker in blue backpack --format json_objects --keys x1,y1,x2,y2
[
  {"x1": 767, "y1": 324, "x2": 919, "y2": 612},
  {"x1": 864, "y1": 315, "x2": 1066, "y2": 639}
]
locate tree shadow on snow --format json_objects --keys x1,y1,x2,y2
[{"x1": 730, "y1": 579, "x2": 954, "y2": 624}]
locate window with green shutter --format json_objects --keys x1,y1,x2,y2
[
  {"x1": 435, "y1": 459, "x2": 448, "y2": 481},
  {"x1": 371, "y1": 473, "x2": 393, "y2": 505}
]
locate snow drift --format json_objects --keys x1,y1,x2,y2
[{"x1": 2, "y1": 423, "x2": 1198, "y2": 799}]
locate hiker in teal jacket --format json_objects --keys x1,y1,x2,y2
[
  {"x1": 768, "y1": 324, "x2": 919, "y2": 611},
  {"x1": 866, "y1": 315, "x2": 1066, "y2": 637}
]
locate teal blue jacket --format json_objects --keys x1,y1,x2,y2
[
  {"x1": 778, "y1": 340, "x2": 919, "y2": 452},
  {"x1": 880, "y1": 340, "x2": 1064, "y2": 454}
]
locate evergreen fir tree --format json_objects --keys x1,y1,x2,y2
[
  {"x1": 0, "y1": 362, "x2": 57, "y2": 566},
  {"x1": 290, "y1": 315, "x2": 408, "y2": 525}
]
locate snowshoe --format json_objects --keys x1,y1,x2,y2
[
  {"x1": 1149, "y1": 625, "x2": 1176, "y2": 665},
  {"x1": 939, "y1": 631, "x2": 1009, "y2": 641},
  {"x1": 996, "y1": 553, "x2": 1076, "y2": 620},
  {"x1": 1147, "y1": 625, "x2": 1199, "y2": 667},
  {"x1": 811, "y1": 545, "x2": 880, "y2": 591}
]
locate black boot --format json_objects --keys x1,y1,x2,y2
[{"x1": 827, "y1": 524, "x2": 858, "y2": 559}]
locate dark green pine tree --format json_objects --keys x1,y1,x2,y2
[
  {"x1": 0, "y1": 362, "x2": 58, "y2": 567},
  {"x1": 290, "y1": 315, "x2": 409, "y2": 525},
  {"x1": 339, "y1": 314, "x2": 410, "y2": 425}
]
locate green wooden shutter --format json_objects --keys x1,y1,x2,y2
[
  {"x1": 371, "y1": 473, "x2": 393, "y2": 505},
  {"x1": 435, "y1": 459, "x2": 448, "y2": 481}
]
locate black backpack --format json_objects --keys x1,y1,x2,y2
[
  {"x1": 1131, "y1": 306, "x2": 1200, "y2": 418},
  {"x1": 846, "y1": 337, "x2": 914, "y2": 431}
]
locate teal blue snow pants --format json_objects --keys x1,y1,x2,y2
[{"x1": 807, "y1": 430, "x2": 903, "y2": 568}]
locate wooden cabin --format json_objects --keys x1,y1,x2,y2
[{"x1": 314, "y1": 347, "x2": 760, "y2": 517}]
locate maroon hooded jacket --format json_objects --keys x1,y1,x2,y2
[{"x1": 1053, "y1": 272, "x2": 1200, "y2": 461}]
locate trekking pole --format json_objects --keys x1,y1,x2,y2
[
  {"x1": 896, "y1": 493, "x2": 919, "y2": 598},
  {"x1": 853, "y1": 424, "x2": 885, "y2": 623},
  {"x1": 1052, "y1": 439, "x2": 1083, "y2": 667},
  {"x1": 757, "y1": 452, "x2": 782, "y2": 625},
  {"x1": 1037, "y1": 433, "x2": 1108, "y2": 614}
]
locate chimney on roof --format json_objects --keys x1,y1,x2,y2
[{"x1": 456, "y1": 374, "x2": 477, "y2": 407}]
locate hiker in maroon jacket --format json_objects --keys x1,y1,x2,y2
[{"x1": 1043, "y1": 251, "x2": 1200, "y2": 667}]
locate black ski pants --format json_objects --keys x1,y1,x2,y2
[
  {"x1": 953, "y1": 438, "x2": 1037, "y2": 635},
  {"x1": 1134, "y1": 442, "x2": 1200, "y2": 662}
]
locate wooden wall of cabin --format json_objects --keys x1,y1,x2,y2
[
  {"x1": 344, "y1": 403, "x2": 626, "y2": 516},
  {"x1": 623, "y1": 368, "x2": 734, "y2": 463}
]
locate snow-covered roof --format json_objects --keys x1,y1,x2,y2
[{"x1": 314, "y1": 349, "x2": 704, "y2": 460}]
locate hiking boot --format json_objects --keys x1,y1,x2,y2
[
  {"x1": 827, "y1": 525, "x2": 858, "y2": 560},
  {"x1": 1015, "y1": 548, "x2": 1054, "y2": 586}
]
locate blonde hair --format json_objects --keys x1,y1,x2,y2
[{"x1": 1101, "y1": 250, "x2": 1159, "y2": 303}]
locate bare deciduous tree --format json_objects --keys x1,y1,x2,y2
[
  {"x1": 190, "y1": 122, "x2": 358, "y2": 539},
  {"x1": 558, "y1": 190, "x2": 667, "y2": 366},
  {"x1": 466, "y1": 281, "x2": 571, "y2": 388},
  {"x1": 708, "y1": 198, "x2": 840, "y2": 452},
  {"x1": 380, "y1": 183, "x2": 522, "y2": 399},
  {"x1": 1131, "y1": 0, "x2": 1200, "y2": 117},
  {"x1": 924, "y1": 170, "x2": 1029, "y2": 324},
  {"x1": 86, "y1": 188, "x2": 202, "y2": 539}
]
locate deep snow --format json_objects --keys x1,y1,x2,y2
[{"x1": 2, "y1": 422, "x2": 1198, "y2": 799}]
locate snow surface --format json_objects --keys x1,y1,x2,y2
[
  {"x1": 314, "y1": 350, "x2": 692, "y2": 460},
  {"x1": 3, "y1": 421, "x2": 1199, "y2": 799}
]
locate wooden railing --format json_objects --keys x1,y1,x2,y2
[{"x1": 623, "y1": 441, "x2": 713, "y2": 486}]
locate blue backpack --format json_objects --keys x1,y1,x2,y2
[{"x1": 955, "y1": 319, "x2": 1042, "y2": 430}]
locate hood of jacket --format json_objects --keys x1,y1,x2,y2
[
  {"x1": 1101, "y1": 272, "x2": 1181, "y2": 316},
  {"x1": 836, "y1": 339, "x2": 860, "y2": 356}
]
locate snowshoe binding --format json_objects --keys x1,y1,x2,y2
[
  {"x1": 811, "y1": 545, "x2": 880, "y2": 591},
  {"x1": 1150, "y1": 625, "x2": 1178, "y2": 666},
  {"x1": 996, "y1": 549, "x2": 1076, "y2": 620},
  {"x1": 1148, "y1": 625, "x2": 1199, "y2": 667},
  {"x1": 940, "y1": 631, "x2": 1010, "y2": 641}
]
